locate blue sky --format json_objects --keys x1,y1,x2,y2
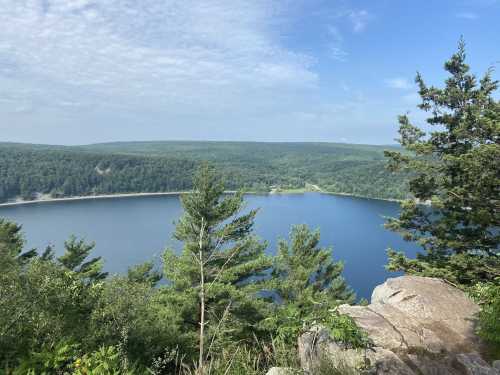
[{"x1": 1, "y1": 0, "x2": 499, "y2": 145}]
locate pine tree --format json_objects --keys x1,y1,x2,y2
[
  {"x1": 162, "y1": 164, "x2": 271, "y2": 371},
  {"x1": 57, "y1": 235, "x2": 108, "y2": 282},
  {"x1": 267, "y1": 224, "x2": 355, "y2": 343},
  {"x1": 0, "y1": 219, "x2": 37, "y2": 263},
  {"x1": 127, "y1": 261, "x2": 161, "y2": 287},
  {"x1": 384, "y1": 39, "x2": 500, "y2": 286},
  {"x1": 273, "y1": 224, "x2": 355, "y2": 308}
]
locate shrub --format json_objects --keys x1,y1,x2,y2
[
  {"x1": 13, "y1": 342, "x2": 80, "y2": 375},
  {"x1": 469, "y1": 282, "x2": 500, "y2": 353},
  {"x1": 73, "y1": 346, "x2": 139, "y2": 375}
]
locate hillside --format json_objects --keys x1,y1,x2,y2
[{"x1": 0, "y1": 141, "x2": 409, "y2": 202}]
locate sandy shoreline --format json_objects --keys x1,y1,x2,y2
[
  {"x1": 0, "y1": 190, "x2": 401, "y2": 208},
  {"x1": 0, "y1": 192, "x2": 190, "y2": 207},
  {"x1": 321, "y1": 191, "x2": 402, "y2": 203}
]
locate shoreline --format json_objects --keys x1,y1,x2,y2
[
  {"x1": 0, "y1": 190, "x2": 402, "y2": 208},
  {"x1": 320, "y1": 191, "x2": 402, "y2": 203},
  {"x1": 0, "y1": 192, "x2": 190, "y2": 207}
]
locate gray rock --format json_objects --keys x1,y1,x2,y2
[
  {"x1": 367, "y1": 347, "x2": 415, "y2": 375},
  {"x1": 298, "y1": 276, "x2": 497, "y2": 375},
  {"x1": 370, "y1": 276, "x2": 481, "y2": 353},
  {"x1": 455, "y1": 353, "x2": 500, "y2": 375},
  {"x1": 493, "y1": 360, "x2": 500, "y2": 370},
  {"x1": 298, "y1": 326, "x2": 371, "y2": 373}
]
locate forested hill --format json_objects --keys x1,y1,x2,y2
[{"x1": 0, "y1": 141, "x2": 409, "y2": 202}]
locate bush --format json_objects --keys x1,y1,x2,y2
[
  {"x1": 323, "y1": 311, "x2": 372, "y2": 350},
  {"x1": 469, "y1": 282, "x2": 500, "y2": 352},
  {"x1": 13, "y1": 342, "x2": 79, "y2": 375},
  {"x1": 73, "y1": 346, "x2": 140, "y2": 375}
]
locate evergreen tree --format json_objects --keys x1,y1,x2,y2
[
  {"x1": 273, "y1": 225, "x2": 355, "y2": 307},
  {"x1": 0, "y1": 223, "x2": 103, "y2": 365},
  {"x1": 0, "y1": 219, "x2": 26, "y2": 361},
  {"x1": 266, "y1": 224, "x2": 355, "y2": 343},
  {"x1": 384, "y1": 40, "x2": 500, "y2": 286},
  {"x1": 127, "y1": 261, "x2": 162, "y2": 287},
  {"x1": 0, "y1": 218, "x2": 37, "y2": 263},
  {"x1": 57, "y1": 235, "x2": 108, "y2": 282},
  {"x1": 162, "y1": 164, "x2": 271, "y2": 369}
]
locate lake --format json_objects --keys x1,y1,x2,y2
[{"x1": 0, "y1": 193, "x2": 420, "y2": 299}]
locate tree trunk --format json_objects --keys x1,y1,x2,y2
[{"x1": 198, "y1": 218, "x2": 205, "y2": 375}]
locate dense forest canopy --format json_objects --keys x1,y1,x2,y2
[{"x1": 0, "y1": 141, "x2": 408, "y2": 202}]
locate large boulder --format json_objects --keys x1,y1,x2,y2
[{"x1": 299, "y1": 276, "x2": 499, "y2": 375}]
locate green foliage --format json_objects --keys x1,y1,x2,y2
[
  {"x1": 4, "y1": 41, "x2": 499, "y2": 374},
  {"x1": 0, "y1": 224, "x2": 171, "y2": 370},
  {"x1": 0, "y1": 165, "x2": 366, "y2": 374},
  {"x1": 386, "y1": 247, "x2": 500, "y2": 286},
  {"x1": 0, "y1": 145, "x2": 195, "y2": 201},
  {"x1": 58, "y1": 236, "x2": 108, "y2": 282},
  {"x1": 265, "y1": 304, "x2": 305, "y2": 345},
  {"x1": 12, "y1": 344, "x2": 140, "y2": 375},
  {"x1": 272, "y1": 225, "x2": 355, "y2": 307},
  {"x1": 13, "y1": 342, "x2": 80, "y2": 375},
  {"x1": 469, "y1": 282, "x2": 500, "y2": 350},
  {"x1": 73, "y1": 346, "x2": 139, "y2": 375},
  {"x1": 0, "y1": 141, "x2": 409, "y2": 203},
  {"x1": 0, "y1": 218, "x2": 37, "y2": 262},
  {"x1": 0, "y1": 255, "x2": 99, "y2": 364},
  {"x1": 162, "y1": 164, "x2": 272, "y2": 360},
  {"x1": 180, "y1": 338, "x2": 301, "y2": 375},
  {"x1": 384, "y1": 40, "x2": 499, "y2": 358},
  {"x1": 266, "y1": 225, "x2": 355, "y2": 344},
  {"x1": 384, "y1": 40, "x2": 500, "y2": 287},
  {"x1": 323, "y1": 312, "x2": 371, "y2": 350},
  {"x1": 127, "y1": 261, "x2": 162, "y2": 286},
  {"x1": 0, "y1": 218, "x2": 24, "y2": 255},
  {"x1": 89, "y1": 276, "x2": 184, "y2": 366}
]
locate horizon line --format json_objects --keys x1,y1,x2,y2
[{"x1": 0, "y1": 139, "x2": 400, "y2": 148}]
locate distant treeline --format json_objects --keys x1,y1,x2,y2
[{"x1": 0, "y1": 141, "x2": 409, "y2": 202}]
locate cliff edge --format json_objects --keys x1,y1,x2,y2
[{"x1": 298, "y1": 276, "x2": 499, "y2": 374}]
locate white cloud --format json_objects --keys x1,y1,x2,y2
[
  {"x1": 349, "y1": 10, "x2": 370, "y2": 33},
  {"x1": 386, "y1": 78, "x2": 413, "y2": 90},
  {"x1": 323, "y1": 9, "x2": 370, "y2": 61},
  {"x1": 329, "y1": 47, "x2": 349, "y2": 62},
  {"x1": 0, "y1": 0, "x2": 317, "y2": 114},
  {"x1": 326, "y1": 25, "x2": 348, "y2": 61}
]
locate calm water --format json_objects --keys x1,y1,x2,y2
[{"x1": 0, "y1": 193, "x2": 420, "y2": 299}]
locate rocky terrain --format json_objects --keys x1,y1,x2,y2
[{"x1": 271, "y1": 276, "x2": 500, "y2": 374}]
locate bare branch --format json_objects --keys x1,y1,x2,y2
[{"x1": 205, "y1": 301, "x2": 232, "y2": 362}]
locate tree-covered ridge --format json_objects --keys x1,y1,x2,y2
[
  {"x1": 0, "y1": 146, "x2": 196, "y2": 201},
  {"x1": 0, "y1": 141, "x2": 409, "y2": 202}
]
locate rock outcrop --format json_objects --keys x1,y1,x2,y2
[{"x1": 299, "y1": 276, "x2": 499, "y2": 375}]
